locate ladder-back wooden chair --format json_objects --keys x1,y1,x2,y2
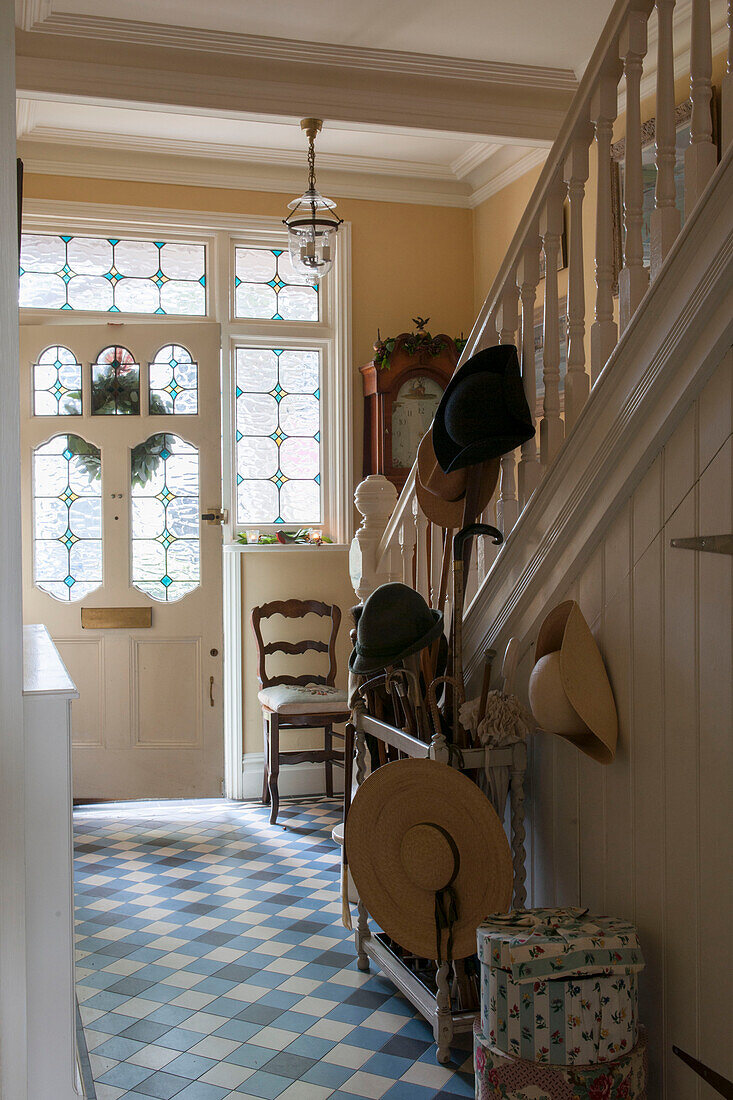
[{"x1": 251, "y1": 599, "x2": 351, "y2": 825}]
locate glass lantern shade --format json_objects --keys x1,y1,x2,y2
[{"x1": 284, "y1": 187, "x2": 341, "y2": 284}]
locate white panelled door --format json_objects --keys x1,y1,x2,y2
[{"x1": 20, "y1": 323, "x2": 224, "y2": 799}]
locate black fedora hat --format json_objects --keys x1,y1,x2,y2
[
  {"x1": 349, "y1": 582, "x2": 443, "y2": 676},
  {"x1": 433, "y1": 344, "x2": 534, "y2": 473}
]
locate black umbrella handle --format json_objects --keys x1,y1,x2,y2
[{"x1": 453, "y1": 523, "x2": 503, "y2": 563}]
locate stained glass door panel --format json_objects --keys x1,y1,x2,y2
[{"x1": 20, "y1": 322, "x2": 223, "y2": 800}]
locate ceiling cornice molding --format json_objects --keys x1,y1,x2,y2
[
  {"x1": 19, "y1": 148, "x2": 474, "y2": 209},
  {"x1": 15, "y1": 98, "x2": 37, "y2": 137},
  {"x1": 22, "y1": 125, "x2": 462, "y2": 181},
  {"x1": 15, "y1": 55, "x2": 569, "y2": 143},
  {"x1": 29, "y1": 11, "x2": 579, "y2": 92},
  {"x1": 451, "y1": 142, "x2": 502, "y2": 180},
  {"x1": 16, "y1": 0, "x2": 53, "y2": 33},
  {"x1": 468, "y1": 148, "x2": 548, "y2": 208}
]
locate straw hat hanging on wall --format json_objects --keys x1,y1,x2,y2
[
  {"x1": 345, "y1": 758, "x2": 513, "y2": 961},
  {"x1": 528, "y1": 600, "x2": 618, "y2": 764}
]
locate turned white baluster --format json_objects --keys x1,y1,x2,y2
[
  {"x1": 497, "y1": 279, "x2": 520, "y2": 534},
  {"x1": 429, "y1": 523, "x2": 443, "y2": 609},
  {"x1": 685, "y1": 0, "x2": 717, "y2": 215},
  {"x1": 563, "y1": 127, "x2": 592, "y2": 429},
  {"x1": 539, "y1": 175, "x2": 567, "y2": 466},
  {"x1": 619, "y1": 10, "x2": 650, "y2": 331},
  {"x1": 350, "y1": 475, "x2": 398, "y2": 602},
  {"x1": 413, "y1": 496, "x2": 429, "y2": 600},
  {"x1": 479, "y1": 307, "x2": 500, "y2": 351},
  {"x1": 590, "y1": 69, "x2": 621, "y2": 383},
  {"x1": 650, "y1": 0, "x2": 682, "y2": 278},
  {"x1": 723, "y1": 0, "x2": 733, "y2": 152},
  {"x1": 398, "y1": 513, "x2": 417, "y2": 587},
  {"x1": 517, "y1": 233, "x2": 542, "y2": 507}
]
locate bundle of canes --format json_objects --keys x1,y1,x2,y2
[{"x1": 450, "y1": 523, "x2": 502, "y2": 746}]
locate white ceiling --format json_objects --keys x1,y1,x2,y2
[
  {"x1": 15, "y1": 0, "x2": 729, "y2": 207},
  {"x1": 46, "y1": 0, "x2": 609, "y2": 74}
]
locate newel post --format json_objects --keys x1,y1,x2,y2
[{"x1": 349, "y1": 474, "x2": 398, "y2": 603}]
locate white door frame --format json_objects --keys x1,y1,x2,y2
[{"x1": 1, "y1": 7, "x2": 29, "y2": 1097}]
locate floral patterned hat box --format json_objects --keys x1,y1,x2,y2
[
  {"x1": 473, "y1": 1019, "x2": 647, "y2": 1100},
  {"x1": 476, "y1": 908, "x2": 644, "y2": 1066}
]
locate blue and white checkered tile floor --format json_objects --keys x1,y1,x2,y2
[{"x1": 74, "y1": 797, "x2": 474, "y2": 1100}]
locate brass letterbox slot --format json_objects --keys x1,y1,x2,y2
[{"x1": 81, "y1": 607, "x2": 152, "y2": 629}]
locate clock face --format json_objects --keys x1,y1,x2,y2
[{"x1": 390, "y1": 375, "x2": 445, "y2": 469}]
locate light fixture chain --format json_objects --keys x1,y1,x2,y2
[{"x1": 308, "y1": 135, "x2": 317, "y2": 191}]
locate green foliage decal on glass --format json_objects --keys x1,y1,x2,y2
[
  {"x1": 32, "y1": 433, "x2": 102, "y2": 602},
  {"x1": 131, "y1": 433, "x2": 200, "y2": 603},
  {"x1": 92, "y1": 345, "x2": 142, "y2": 415}
]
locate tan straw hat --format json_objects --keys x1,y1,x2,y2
[
  {"x1": 345, "y1": 758, "x2": 513, "y2": 960},
  {"x1": 528, "y1": 600, "x2": 618, "y2": 764},
  {"x1": 416, "y1": 428, "x2": 499, "y2": 529}
]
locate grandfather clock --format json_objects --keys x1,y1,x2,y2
[{"x1": 360, "y1": 330, "x2": 458, "y2": 491}]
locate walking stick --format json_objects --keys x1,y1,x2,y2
[{"x1": 451, "y1": 523, "x2": 502, "y2": 746}]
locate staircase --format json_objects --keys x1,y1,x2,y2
[{"x1": 349, "y1": 0, "x2": 733, "y2": 1095}]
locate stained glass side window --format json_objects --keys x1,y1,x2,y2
[
  {"x1": 131, "y1": 433, "x2": 200, "y2": 602},
  {"x1": 235, "y1": 347, "x2": 321, "y2": 525},
  {"x1": 234, "y1": 248, "x2": 319, "y2": 322},
  {"x1": 19, "y1": 234, "x2": 206, "y2": 315},
  {"x1": 33, "y1": 345, "x2": 82, "y2": 416},
  {"x1": 149, "y1": 344, "x2": 198, "y2": 415},
  {"x1": 92, "y1": 345, "x2": 140, "y2": 415},
  {"x1": 32, "y1": 433, "x2": 102, "y2": 602}
]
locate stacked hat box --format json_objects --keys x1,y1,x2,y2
[
  {"x1": 474, "y1": 908, "x2": 646, "y2": 1099},
  {"x1": 477, "y1": 908, "x2": 644, "y2": 1066},
  {"x1": 473, "y1": 1019, "x2": 648, "y2": 1100}
]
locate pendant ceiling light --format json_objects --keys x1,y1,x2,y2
[{"x1": 283, "y1": 118, "x2": 342, "y2": 285}]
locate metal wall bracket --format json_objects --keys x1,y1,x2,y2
[{"x1": 670, "y1": 534, "x2": 733, "y2": 555}]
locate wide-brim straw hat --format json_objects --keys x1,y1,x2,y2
[
  {"x1": 528, "y1": 600, "x2": 618, "y2": 764},
  {"x1": 433, "y1": 344, "x2": 534, "y2": 474},
  {"x1": 349, "y1": 582, "x2": 443, "y2": 675},
  {"x1": 416, "y1": 428, "x2": 500, "y2": 529},
  {"x1": 345, "y1": 758, "x2": 513, "y2": 960}
]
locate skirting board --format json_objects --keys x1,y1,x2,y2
[{"x1": 241, "y1": 752, "x2": 345, "y2": 802}]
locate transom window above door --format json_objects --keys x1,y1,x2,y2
[{"x1": 19, "y1": 234, "x2": 206, "y2": 315}]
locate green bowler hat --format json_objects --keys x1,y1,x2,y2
[{"x1": 349, "y1": 582, "x2": 444, "y2": 676}]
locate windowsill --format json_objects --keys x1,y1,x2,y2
[{"x1": 223, "y1": 542, "x2": 349, "y2": 553}]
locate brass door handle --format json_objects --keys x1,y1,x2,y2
[{"x1": 209, "y1": 675, "x2": 215, "y2": 707}]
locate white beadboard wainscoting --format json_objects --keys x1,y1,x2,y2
[{"x1": 507, "y1": 351, "x2": 732, "y2": 1099}]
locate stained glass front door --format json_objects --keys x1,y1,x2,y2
[{"x1": 20, "y1": 322, "x2": 224, "y2": 799}]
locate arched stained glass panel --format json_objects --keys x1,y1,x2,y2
[
  {"x1": 92, "y1": 345, "x2": 140, "y2": 415},
  {"x1": 33, "y1": 345, "x2": 82, "y2": 416},
  {"x1": 149, "y1": 344, "x2": 198, "y2": 414},
  {"x1": 32, "y1": 433, "x2": 102, "y2": 602},
  {"x1": 131, "y1": 433, "x2": 200, "y2": 603}
]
